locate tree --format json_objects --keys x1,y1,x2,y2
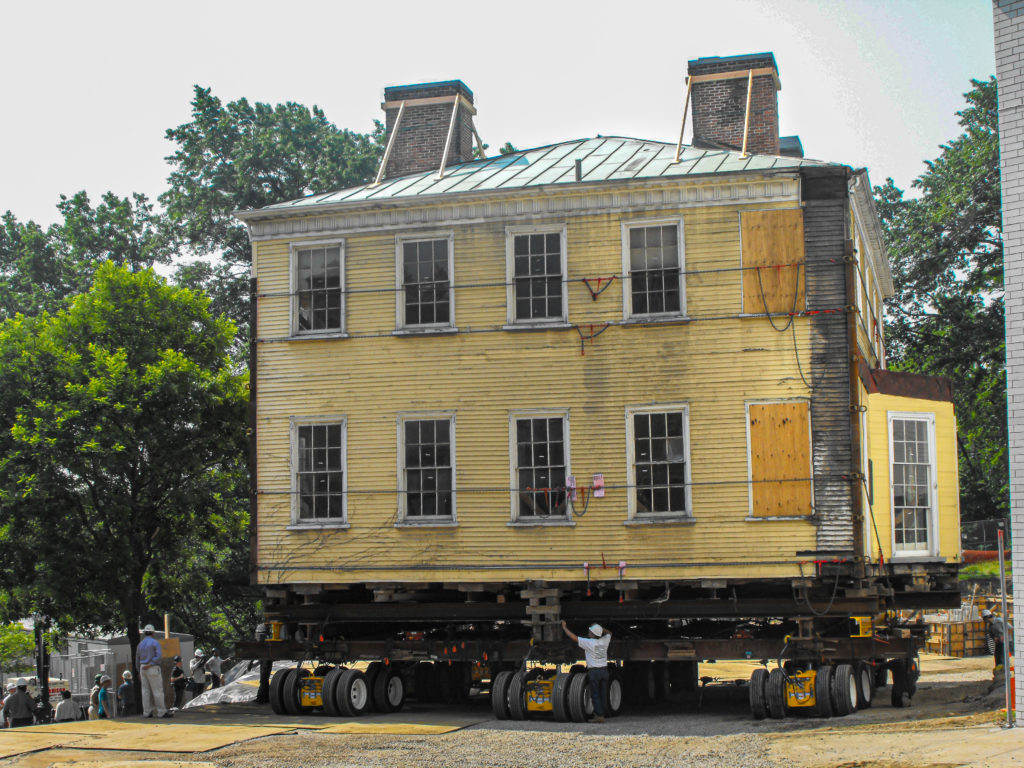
[
  {"x1": 1, "y1": 191, "x2": 172, "y2": 321},
  {"x1": 161, "y1": 87, "x2": 384, "y2": 330},
  {"x1": 0, "y1": 622, "x2": 34, "y2": 680},
  {"x1": 875, "y1": 77, "x2": 1005, "y2": 527},
  {"x1": 0, "y1": 263, "x2": 247, "y2": 691}
]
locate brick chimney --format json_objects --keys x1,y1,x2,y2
[
  {"x1": 380, "y1": 80, "x2": 476, "y2": 179},
  {"x1": 687, "y1": 53, "x2": 780, "y2": 156}
]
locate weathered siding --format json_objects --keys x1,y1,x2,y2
[{"x1": 253, "y1": 200, "x2": 829, "y2": 585}]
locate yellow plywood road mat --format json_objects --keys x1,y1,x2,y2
[{"x1": 0, "y1": 731, "x2": 72, "y2": 759}]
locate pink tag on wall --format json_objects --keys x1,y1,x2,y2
[
  {"x1": 593, "y1": 474, "x2": 605, "y2": 498},
  {"x1": 567, "y1": 475, "x2": 577, "y2": 502}
]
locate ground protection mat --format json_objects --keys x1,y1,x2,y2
[
  {"x1": 318, "y1": 722, "x2": 466, "y2": 735},
  {"x1": 59, "y1": 723, "x2": 296, "y2": 752},
  {"x1": 0, "y1": 730, "x2": 72, "y2": 759}
]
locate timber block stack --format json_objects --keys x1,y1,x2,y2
[{"x1": 521, "y1": 585, "x2": 561, "y2": 643}]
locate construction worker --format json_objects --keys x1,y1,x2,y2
[
  {"x1": 136, "y1": 624, "x2": 171, "y2": 718},
  {"x1": 2, "y1": 679, "x2": 35, "y2": 727},
  {"x1": 981, "y1": 609, "x2": 1013, "y2": 671},
  {"x1": 561, "y1": 620, "x2": 612, "y2": 722}
]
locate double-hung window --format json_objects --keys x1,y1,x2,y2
[
  {"x1": 292, "y1": 420, "x2": 346, "y2": 524},
  {"x1": 293, "y1": 242, "x2": 344, "y2": 334},
  {"x1": 397, "y1": 234, "x2": 454, "y2": 329},
  {"x1": 622, "y1": 219, "x2": 684, "y2": 318},
  {"x1": 626, "y1": 406, "x2": 691, "y2": 519},
  {"x1": 398, "y1": 415, "x2": 455, "y2": 523},
  {"x1": 506, "y1": 227, "x2": 568, "y2": 324},
  {"x1": 510, "y1": 412, "x2": 570, "y2": 522},
  {"x1": 888, "y1": 413, "x2": 936, "y2": 554}
]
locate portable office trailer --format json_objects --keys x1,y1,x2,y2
[{"x1": 234, "y1": 58, "x2": 960, "y2": 719}]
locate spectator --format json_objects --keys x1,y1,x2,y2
[
  {"x1": 170, "y1": 656, "x2": 187, "y2": 709},
  {"x1": 97, "y1": 675, "x2": 115, "y2": 719},
  {"x1": 207, "y1": 649, "x2": 225, "y2": 689},
  {"x1": 88, "y1": 674, "x2": 102, "y2": 720},
  {"x1": 2, "y1": 683, "x2": 15, "y2": 728},
  {"x1": 2, "y1": 679, "x2": 36, "y2": 728},
  {"x1": 190, "y1": 649, "x2": 209, "y2": 698},
  {"x1": 53, "y1": 690, "x2": 78, "y2": 723},
  {"x1": 136, "y1": 624, "x2": 171, "y2": 718},
  {"x1": 117, "y1": 670, "x2": 134, "y2": 717},
  {"x1": 982, "y1": 609, "x2": 1014, "y2": 671}
]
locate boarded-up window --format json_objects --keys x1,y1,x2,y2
[
  {"x1": 748, "y1": 402, "x2": 812, "y2": 517},
  {"x1": 741, "y1": 209, "x2": 805, "y2": 315}
]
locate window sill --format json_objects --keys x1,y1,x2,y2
[
  {"x1": 502, "y1": 322, "x2": 572, "y2": 332},
  {"x1": 287, "y1": 522, "x2": 350, "y2": 531},
  {"x1": 624, "y1": 516, "x2": 695, "y2": 526},
  {"x1": 744, "y1": 515, "x2": 813, "y2": 522},
  {"x1": 622, "y1": 315, "x2": 690, "y2": 327},
  {"x1": 392, "y1": 327, "x2": 459, "y2": 337},
  {"x1": 394, "y1": 519, "x2": 458, "y2": 528},
  {"x1": 288, "y1": 331, "x2": 350, "y2": 341},
  {"x1": 889, "y1": 554, "x2": 945, "y2": 563},
  {"x1": 507, "y1": 519, "x2": 576, "y2": 528}
]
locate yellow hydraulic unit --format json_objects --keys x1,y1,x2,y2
[
  {"x1": 851, "y1": 616, "x2": 873, "y2": 638},
  {"x1": 525, "y1": 676, "x2": 555, "y2": 713},
  {"x1": 784, "y1": 670, "x2": 818, "y2": 709},
  {"x1": 298, "y1": 675, "x2": 325, "y2": 708}
]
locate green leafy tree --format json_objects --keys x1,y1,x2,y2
[
  {"x1": 875, "y1": 77, "x2": 1005, "y2": 528},
  {"x1": 0, "y1": 622, "x2": 34, "y2": 680},
  {"x1": 161, "y1": 86, "x2": 384, "y2": 329},
  {"x1": 0, "y1": 263, "x2": 247, "y2": 685}
]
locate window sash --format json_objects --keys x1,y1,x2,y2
[
  {"x1": 628, "y1": 225, "x2": 681, "y2": 315},
  {"x1": 632, "y1": 411, "x2": 688, "y2": 515},
  {"x1": 402, "y1": 239, "x2": 451, "y2": 327},
  {"x1": 295, "y1": 245, "x2": 343, "y2": 332},
  {"x1": 512, "y1": 232, "x2": 563, "y2": 321},
  {"x1": 296, "y1": 423, "x2": 344, "y2": 520},
  {"x1": 890, "y1": 417, "x2": 933, "y2": 552},
  {"x1": 514, "y1": 416, "x2": 567, "y2": 518},
  {"x1": 403, "y1": 418, "x2": 454, "y2": 518}
]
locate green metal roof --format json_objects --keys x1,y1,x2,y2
[{"x1": 257, "y1": 136, "x2": 838, "y2": 213}]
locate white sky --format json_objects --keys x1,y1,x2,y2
[{"x1": 0, "y1": 0, "x2": 996, "y2": 227}]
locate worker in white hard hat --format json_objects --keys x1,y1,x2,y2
[
  {"x1": 136, "y1": 623, "x2": 171, "y2": 718},
  {"x1": 981, "y1": 609, "x2": 1014, "y2": 672},
  {"x1": 561, "y1": 620, "x2": 613, "y2": 722},
  {"x1": 1, "y1": 678, "x2": 35, "y2": 728},
  {"x1": 190, "y1": 648, "x2": 209, "y2": 698}
]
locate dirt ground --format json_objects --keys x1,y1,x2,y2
[{"x1": 1, "y1": 654, "x2": 1020, "y2": 768}]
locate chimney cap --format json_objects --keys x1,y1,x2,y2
[
  {"x1": 687, "y1": 52, "x2": 778, "y2": 73},
  {"x1": 384, "y1": 79, "x2": 474, "y2": 102}
]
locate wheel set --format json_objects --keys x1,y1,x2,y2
[
  {"x1": 493, "y1": 666, "x2": 620, "y2": 722},
  {"x1": 269, "y1": 664, "x2": 403, "y2": 717}
]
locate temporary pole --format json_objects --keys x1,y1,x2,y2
[
  {"x1": 998, "y1": 524, "x2": 1015, "y2": 726},
  {"x1": 371, "y1": 101, "x2": 405, "y2": 187},
  {"x1": 740, "y1": 69, "x2": 754, "y2": 158},
  {"x1": 674, "y1": 77, "x2": 693, "y2": 163}
]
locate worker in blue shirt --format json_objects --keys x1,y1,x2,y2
[{"x1": 135, "y1": 624, "x2": 171, "y2": 718}]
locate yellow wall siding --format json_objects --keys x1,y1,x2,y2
[
  {"x1": 252, "y1": 203, "x2": 833, "y2": 586},
  {"x1": 865, "y1": 393, "x2": 960, "y2": 562}
]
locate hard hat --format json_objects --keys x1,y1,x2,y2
[
  {"x1": 588, "y1": 623, "x2": 603, "y2": 637},
  {"x1": 143, "y1": 623, "x2": 156, "y2": 633},
  {"x1": 122, "y1": 670, "x2": 132, "y2": 679},
  {"x1": 6, "y1": 683, "x2": 15, "y2": 691},
  {"x1": 16, "y1": 678, "x2": 27, "y2": 687},
  {"x1": 195, "y1": 648, "x2": 204, "y2": 657},
  {"x1": 94, "y1": 674, "x2": 102, "y2": 684},
  {"x1": 173, "y1": 655, "x2": 182, "y2": 662},
  {"x1": 981, "y1": 609, "x2": 993, "y2": 618},
  {"x1": 100, "y1": 675, "x2": 111, "y2": 684}
]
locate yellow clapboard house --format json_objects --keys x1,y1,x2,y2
[{"x1": 237, "y1": 55, "x2": 959, "y2": 638}]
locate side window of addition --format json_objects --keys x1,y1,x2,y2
[
  {"x1": 398, "y1": 235, "x2": 454, "y2": 329},
  {"x1": 622, "y1": 220, "x2": 684, "y2": 318},
  {"x1": 507, "y1": 227, "x2": 567, "y2": 324},
  {"x1": 293, "y1": 242, "x2": 344, "y2": 334}
]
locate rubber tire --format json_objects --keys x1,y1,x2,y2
[
  {"x1": 766, "y1": 668, "x2": 787, "y2": 719},
  {"x1": 490, "y1": 670, "x2": 513, "y2": 720},
  {"x1": 890, "y1": 660, "x2": 912, "y2": 708},
  {"x1": 552, "y1": 673, "x2": 571, "y2": 722},
  {"x1": 283, "y1": 668, "x2": 312, "y2": 715},
  {"x1": 607, "y1": 668, "x2": 624, "y2": 717},
  {"x1": 363, "y1": 662, "x2": 383, "y2": 712},
  {"x1": 749, "y1": 668, "x2": 769, "y2": 720},
  {"x1": 814, "y1": 665, "x2": 834, "y2": 718},
  {"x1": 269, "y1": 668, "x2": 292, "y2": 715},
  {"x1": 321, "y1": 667, "x2": 344, "y2": 717},
  {"x1": 855, "y1": 661, "x2": 875, "y2": 710},
  {"x1": 874, "y1": 663, "x2": 888, "y2": 689},
  {"x1": 373, "y1": 667, "x2": 405, "y2": 713},
  {"x1": 567, "y1": 671, "x2": 592, "y2": 723},
  {"x1": 831, "y1": 664, "x2": 856, "y2": 716},
  {"x1": 336, "y1": 669, "x2": 371, "y2": 717},
  {"x1": 507, "y1": 671, "x2": 528, "y2": 721}
]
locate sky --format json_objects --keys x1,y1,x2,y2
[{"x1": 0, "y1": 0, "x2": 997, "y2": 227}]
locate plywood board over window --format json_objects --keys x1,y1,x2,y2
[
  {"x1": 742, "y1": 209, "x2": 805, "y2": 315},
  {"x1": 748, "y1": 401, "x2": 813, "y2": 517}
]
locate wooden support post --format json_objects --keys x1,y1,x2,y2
[{"x1": 741, "y1": 69, "x2": 753, "y2": 158}]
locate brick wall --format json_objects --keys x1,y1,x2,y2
[
  {"x1": 688, "y1": 53, "x2": 780, "y2": 156},
  {"x1": 382, "y1": 81, "x2": 475, "y2": 179},
  {"x1": 994, "y1": 0, "x2": 1024, "y2": 720}
]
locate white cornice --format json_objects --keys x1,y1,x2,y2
[
  {"x1": 849, "y1": 170, "x2": 894, "y2": 298},
  {"x1": 243, "y1": 174, "x2": 802, "y2": 242}
]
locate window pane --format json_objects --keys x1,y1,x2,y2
[
  {"x1": 515, "y1": 417, "x2": 567, "y2": 518},
  {"x1": 295, "y1": 247, "x2": 343, "y2": 331},
  {"x1": 633, "y1": 410, "x2": 687, "y2": 516}
]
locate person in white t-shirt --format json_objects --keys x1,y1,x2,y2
[{"x1": 561, "y1": 620, "x2": 612, "y2": 722}]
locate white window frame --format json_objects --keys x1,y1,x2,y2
[
  {"x1": 395, "y1": 231, "x2": 456, "y2": 331},
  {"x1": 289, "y1": 239, "x2": 346, "y2": 337},
  {"x1": 620, "y1": 217, "x2": 686, "y2": 320},
  {"x1": 887, "y1": 411, "x2": 938, "y2": 557},
  {"x1": 744, "y1": 399, "x2": 814, "y2": 520},
  {"x1": 289, "y1": 416, "x2": 348, "y2": 528},
  {"x1": 624, "y1": 403, "x2": 693, "y2": 522},
  {"x1": 396, "y1": 412, "x2": 457, "y2": 526},
  {"x1": 504, "y1": 224, "x2": 569, "y2": 326},
  {"x1": 508, "y1": 409, "x2": 573, "y2": 525}
]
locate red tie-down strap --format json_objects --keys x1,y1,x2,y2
[
  {"x1": 574, "y1": 323, "x2": 611, "y2": 355},
  {"x1": 582, "y1": 275, "x2": 617, "y2": 301}
]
